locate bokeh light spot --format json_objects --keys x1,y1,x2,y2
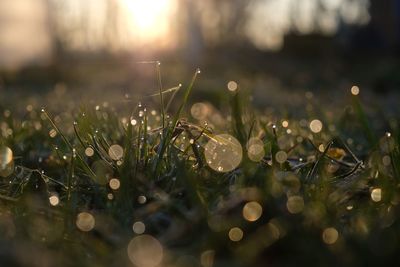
[
  {"x1": 108, "y1": 144, "x2": 124, "y2": 161},
  {"x1": 228, "y1": 227, "x2": 243, "y2": 242},
  {"x1": 49, "y1": 129, "x2": 57, "y2": 138},
  {"x1": 0, "y1": 146, "x2": 13, "y2": 170},
  {"x1": 138, "y1": 195, "x2": 147, "y2": 204},
  {"x1": 227, "y1": 81, "x2": 238, "y2": 92},
  {"x1": 109, "y1": 178, "x2": 121, "y2": 190},
  {"x1": 204, "y1": 134, "x2": 243, "y2": 172},
  {"x1": 371, "y1": 188, "x2": 382, "y2": 202},
  {"x1": 246, "y1": 137, "x2": 265, "y2": 162},
  {"x1": 322, "y1": 227, "x2": 339, "y2": 245},
  {"x1": 351, "y1": 85, "x2": 360, "y2": 95},
  {"x1": 286, "y1": 196, "x2": 304, "y2": 214},
  {"x1": 49, "y1": 194, "x2": 60, "y2": 206},
  {"x1": 200, "y1": 250, "x2": 215, "y2": 267},
  {"x1": 275, "y1": 151, "x2": 288, "y2": 164},
  {"x1": 0, "y1": 146, "x2": 13, "y2": 178},
  {"x1": 85, "y1": 147, "x2": 94, "y2": 157},
  {"x1": 309, "y1": 119, "x2": 323, "y2": 133},
  {"x1": 133, "y1": 221, "x2": 146, "y2": 234},
  {"x1": 76, "y1": 212, "x2": 95, "y2": 232},
  {"x1": 243, "y1": 201, "x2": 263, "y2": 222},
  {"x1": 190, "y1": 102, "x2": 210, "y2": 121},
  {"x1": 127, "y1": 235, "x2": 163, "y2": 267}
]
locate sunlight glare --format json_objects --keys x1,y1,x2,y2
[{"x1": 122, "y1": 0, "x2": 175, "y2": 43}]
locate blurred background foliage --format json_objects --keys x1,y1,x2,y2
[{"x1": 0, "y1": 0, "x2": 399, "y2": 100}]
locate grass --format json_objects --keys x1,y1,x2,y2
[{"x1": 0, "y1": 67, "x2": 400, "y2": 267}]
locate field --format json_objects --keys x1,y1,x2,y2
[{"x1": 1, "y1": 65, "x2": 400, "y2": 267}]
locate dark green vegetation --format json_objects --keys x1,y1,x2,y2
[{"x1": 1, "y1": 69, "x2": 400, "y2": 267}]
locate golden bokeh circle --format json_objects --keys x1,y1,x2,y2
[
  {"x1": 127, "y1": 235, "x2": 163, "y2": 267},
  {"x1": 309, "y1": 120, "x2": 323, "y2": 133},
  {"x1": 371, "y1": 188, "x2": 382, "y2": 202},
  {"x1": 242, "y1": 201, "x2": 263, "y2": 222},
  {"x1": 204, "y1": 134, "x2": 243, "y2": 173},
  {"x1": 108, "y1": 144, "x2": 124, "y2": 161},
  {"x1": 246, "y1": 138, "x2": 265, "y2": 162},
  {"x1": 286, "y1": 196, "x2": 304, "y2": 214},
  {"x1": 322, "y1": 227, "x2": 339, "y2": 245},
  {"x1": 0, "y1": 146, "x2": 13, "y2": 169},
  {"x1": 76, "y1": 212, "x2": 95, "y2": 232},
  {"x1": 228, "y1": 227, "x2": 243, "y2": 242}
]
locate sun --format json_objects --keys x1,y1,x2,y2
[{"x1": 121, "y1": 0, "x2": 175, "y2": 43}]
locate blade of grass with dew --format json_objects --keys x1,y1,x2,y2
[
  {"x1": 147, "y1": 84, "x2": 182, "y2": 97},
  {"x1": 156, "y1": 61, "x2": 165, "y2": 129},
  {"x1": 41, "y1": 108, "x2": 96, "y2": 179},
  {"x1": 351, "y1": 94, "x2": 377, "y2": 146},
  {"x1": 167, "y1": 149, "x2": 208, "y2": 213},
  {"x1": 306, "y1": 140, "x2": 333, "y2": 183},
  {"x1": 230, "y1": 89, "x2": 247, "y2": 145},
  {"x1": 115, "y1": 120, "x2": 135, "y2": 219},
  {"x1": 90, "y1": 134, "x2": 113, "y2": 166},
  {"x1": 386, "y1": 133, "x2": 400, "y2": 181},
  {"x1": 165, "y1": 84, "x2": 182, "y2": 113},
  {"x1": 185, "y1": 129, "x2": 203, "y2": 168},
  {"x1": 257, "y1": 122, "x2": 278, "y2": 167},
  {"x1": 143, "y1": 108, "x2": 148, "y2": 166},
  {"x1": 73, "y1": 122, "x2": 89, "y2": 149},
  {"x1": 152, "y1": 68, "x2": 201, "y2": 178},
  {"x1": 64, "y1": 147, "x2": 75, "y2": 236}
]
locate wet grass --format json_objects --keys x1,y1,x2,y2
[{"x1": 1, "y1": 68, "x2": 400, "y2": 267}]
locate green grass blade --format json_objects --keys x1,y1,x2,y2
[{"x1": 152, "y1": 68, "x2": 200, "y2": 178}]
